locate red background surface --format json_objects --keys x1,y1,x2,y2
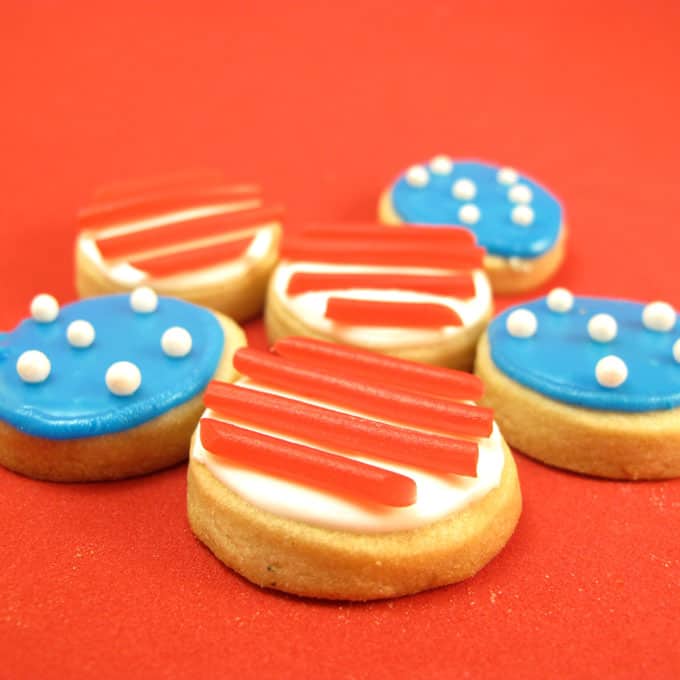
[{"x1": 2, "y1": 2, "x2": 680, "y2": 678}]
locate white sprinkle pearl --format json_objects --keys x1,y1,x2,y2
[
  {"x1": 642, "y1": 301, "x2": 676, "y2": 332},
  {"x1": 16, "y1": 350, "x2": 51, "y2": 383},
  {"x1": 130, "y1": 286, "x2": 158, "y2": 314},
  {"x1": 595, "y1": 355, "x2": 628, "y2": 388},
  {"x1": 508, "y1": 184, "x2": 533, "y2": 204},
  {"x1": 161, "y1": 327, "x2": 192, "y2": 358},
  {"x1": 511, "y1": 204, "x2": 534, "y2": 227},
  {"x1": 405, "y1": 165, "x2": 429, "y2": 188},
  {"x1": 106, "y1": 361, "x2": 142, "y2": 397},
  {"x1": 30, "y1": 294, "x2": 59, "y2": 323},
  {"x1": 588, "y1": 314, "x2": 618, "y2": 343},
  {"x1": 497, "y1": 167, "x2": 519, "y2": 185},
  {"x1": 673, "y1": 339, "x2": 680, "y2": 363},
  {"x1": 506, "y1": 309, "x2": 538, "y2": 338},
  {"x1": 67, "y1": 320, "x2": 95, "y2": 348},
  {"x1": 452, "y1": 178, "x2": 477, "y2": 201},
  {"x1": 429, "y1": 155, "x2": 453, "y2": 175},
  {"x1": 458, "y1": 203, "x2": 480, "y2": 225},
  {"x1": 546, "y1": 288, "x2": 574, "y2": 313}
]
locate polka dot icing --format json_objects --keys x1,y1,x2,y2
[
  {"x1": 488, "y1": 296, "x2": 680, "y2": 411},
  {"x1": 458, "y1": 204, "x2": 480, "y2": 225},
  {"x1": 130, "y1": 286, "x2": 159, "y2": 314},
  {"x1": 390, "y1": 159, "x2": 562, "y2": 259},
  {"x1": 405, "y1": 165, "x2": 429, "y2": 188},
  {"x1": 674, "y1": 339, "x2": 680, "y2": 363},
  {"x1": 588, "y1": 314, "x2": 617, "y2": 343},
  {"x1": 511, "y1": 205, "x2": 534, "y2": 227},
  {"x1": 16, "y1": 350, "x2": 51, "y2": 383},
  {"x1": 642, "y1": 301, "x2": 676, "y2": 332},
  {"x1": 506, "y1": 309, "x2": 537, "y2": 338},
  {"x1": 429, "y1": 155, "x2": 453, "y2": 175},
  {"x1": 106, "y1": 361, "x2": 142, "y2": 396},
  {"x1": 0, "y1": 294, "x2": 223, "y2": 438},
  {"x1": 452, "y1": 179, "x2": 476, "y2": 201},
  {"x1": 67, "y1": 320, "x2": 95, "y2": 348},
  {"x1": 546, "y1": 288, "x2": 574, "y2": 313},
  {"x1": 30, "y1": 294, "x2": 59, "y2": 323},
  {"x1": 161, "y1": 327, "x2": 192, "y2": 358}
]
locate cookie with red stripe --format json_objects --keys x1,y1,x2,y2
[
  {"x1": 265, "y1": 223, "x2": 492, "y2": 370},
  {"x1": 187, "y1": 337, "x2": 522, "y2": 600},
  {"x1": 75, "y1": 169, "x2": 283, "y2": 322}
]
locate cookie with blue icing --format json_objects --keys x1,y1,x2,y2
[
  {"x1": 475, "y1": 289, "x2": 680, "y2": 479},
  {"x1": 0, "y1": 290, "x2": 246, "y2": 481},
  {"x1": 378, "y1": 157, "x2": 566, "y2": 294}
]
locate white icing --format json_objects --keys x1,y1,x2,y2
[
  {"x1": 511, "y1": 204, "x2": 534, "y2": 227},
  {"x1": 191, "y1": 380, "x2": 505, "y2": 533},
  {"x1": 546, "y1": 288, "x2": 574, "y2": 313},
  {"x1": 508, "y1": 184, "x2": 533, "y2": 204},
  {"x1": 497, "y1": 167, "x2": 518, "y2": 185},
  {"x1": 642, "y1": 301, "x2": 676, "y2": 332},
  {"x1": 130, "y1": 287, "x2": 158, "y2": 313},
  {"x1": 67, "y1": 320, "x2": 95, "y2": 348},
  {"x1": 452, "y1": 178, "x2": 476, "y2": 201},
  {"x1": 506, "y1": 309, "x2": 537, "y2": 338},
  {"x1": 458, "y1": 203, "x2": 480, "y2": 225},
  {"x1": 673, "y1": 338, "x2": 680, "y2": 363},
  {"x1": 30, "y1": 294, "x2": 59, "y2": 323},
  {"x1": 405, "y1": 165, "x2": 429, "y2": 187},
  {"x1": 588, "y1": 313, "x2": 617, "y2": 343},
  {"x1": 106, "y1": 361, "x2": 142, "y2": 396},
  {"x1": 271, "y1": 263, "x2": 492, "y2": 350},
  {"x1": 16, "y1": 350, "x2": 51, "y2": 383},
  {"x1": 161, "y1": 326, "x2": 192, "y2": 357},
  {"x1": 429, "y1": 155, "x2": 453, "y2": 175},
  {"x1": 595, "y1": 355, "x2": 627, "y2": 388}
]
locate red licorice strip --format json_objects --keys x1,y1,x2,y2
[
  {"x1": 234, "y1": 348, "x2": 492, "y2": 437},
  {"x1": 286, "y1": 271, "x2": 476, "y2": 298},
  {"x1": 200, "y1": 418, "x2": 417, "y2": 507},
  {"x1": 204, "y1": 383, "x2": 478, "y2": 476},
  {"x1": 129, "y1": 236, "x2": 253, "y2": 277},
  {"x1": 325, "y1": 298, "x2": 462, "y2": 328},
  {"x1": 299, "y1": 223, "x2": 476, "y2": 246},
  {"x1": 273, "y1": 336, "x2": 484, "y2": 401},
  {"x1": 281, "y1": 238, "x2": 484, "y2": 269},
  {"x1": 95, "y1": 204, "x2": 283, "y2": 259}
]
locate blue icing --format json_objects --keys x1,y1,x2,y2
[
  {"x1": 390, "y1": 159, "x2": 563, "y2": 259},
  {"x1": 488, "y1": 297, "x2": 680, "y2": 412},
  {"x1": 0, "y1": 295, "x2": 224, "y2": 439}
]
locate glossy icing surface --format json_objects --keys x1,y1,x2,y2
[
  {"x1": 0, "y1": 295, "x2": 224, "y2": 439},
  {"x1": 390, "y1": 159, "x2": 562, "y2": 259},
  {"x1": 489, "y1": 296, "x2": 680, "y2": 411}
]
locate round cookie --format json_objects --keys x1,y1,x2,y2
[
  {"x1": 475, "y1": 290, "x2": 680, "y2": 479},
  {"x1": 0, "y1": 290, "x2": 246, "y2": 482},
  {"x1": 265, "y1": 223, "x2": 493, "y2": 370},
  {"x1": 379, "y1": 158, "x2": 566, "y2": 294},
  {"x1": 75, "y1": 169, "x2": 283, "y2": 322},
  {"x1": 188, "y1": 337, "x2": 522, "y2": 600}
]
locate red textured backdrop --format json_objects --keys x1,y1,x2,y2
[{"x1": 2, "y1": 2, "x2": 679, "y2": 678}]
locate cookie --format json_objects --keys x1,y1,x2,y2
[
  {"x1": 475, "y1": 289, "x2": 680, "y2": 479},
  {"x1": 188, "y1": 337, "x2": 522, "y2": 600},
  {"x1": 75, "y1": 169, "x2": 283, "y2": 321},
  {"x1": 378, "y1": 158, "x2": 565, "y2": 293},
  {"x1": 265, "y1": 223, "x2": 493, "y2": 370},
  {"x1": 0, "y1": 289, "x2": 246, "y2": 481}
]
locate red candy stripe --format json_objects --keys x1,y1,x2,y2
[
  {"x1": 128, "y1": 236, "x2": 253, "y2": 277},
  {"x1": 299, "y1": 223, "x2": 476, "y2": 246},
  {"x1": 200, "y1": 418, "x2": 417, "y2": 507},
  {"x1": 286, "y1": 271, "x2": 476, "y2": 298},
  {"x1": 94, "y1": 204, "x2": 283, "y2": 260},
  {"x1": 325, "y1": 298, "x2": 462, "y2": 327},
  {"x1": 233, "y1": 348, "x2": 493, "y2": 437},
  {"x1": 280, "y1": 237, "x2": 484, "y2": 269},
  {"x1": 204, "y1": 382, "x2": 479, "y2": 477},
  {"x1": 273, "y1": 336, "x2": 484, "y2": 401}
]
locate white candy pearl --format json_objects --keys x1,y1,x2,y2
[
  {"x1": 130, "y1": 286, "x2": 158, "y2": 314},
  {"x1": 429, "y1": 155, "x2": 453, "y2": 175},
  {"x1": 595, "y1": 355, "x2": 628, "y2": 388},
  {"x1": 161, "y1": 327, "x2": 192, "y2": 358},
  {"x1": 452, "y1": 178, "x2": 476, "y2": 201},
  {"x1": 508, "y1": 184, "x2": 533, "y2": 204},
  {"x1": 405, "y1": 165, "x2": 429, "y2": 188},
  {"x1": 546, "y1": 288, "x2": 574, "y2": 313},
  {"x1": 458, "y1": 203, "x2": 480, "y2": 225},
  {"x1": 511, "y1": 204, "x2": 534, "y2": 226},
  {"x1": 106, "y1": 361, "x2": 142, "y2": 396},
  {"x1": 506, "y1": 309, "x2": 538, "y2": 338},
  {"x1": 497, "y1": 167, "x2": 519, "y2": 185},
  {"x1": 642, "y1": 301, "x2": 676, "y2": 332},
  {"x1": 588, "y1": 314, "x2": 618, "y2": 343},
  {"x1": 67, "y1": 320, "x2": 95, "y2": 348},
  {"x1": 16, "y1": 350, "x2": 51, "y2": 383},
  {"x1": 30, "y1": 294, "x2": 59, "y2": 323},
  {"x1": 673, "y1": 339, "x2": 680, "y2": 363}
]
